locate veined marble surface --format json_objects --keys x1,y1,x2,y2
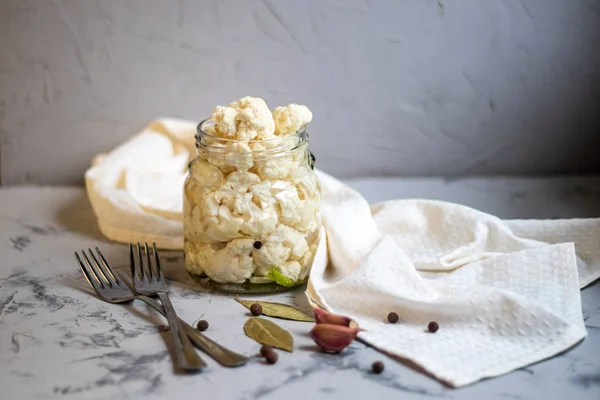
[{"x1": 1, "y1": 177, "x2": 599, "y2": 400}]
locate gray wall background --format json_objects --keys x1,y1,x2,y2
[{"x1": 1, "y1": 0, "x2": 599, "y2": 185}]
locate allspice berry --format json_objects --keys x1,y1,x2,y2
[
  {"x1": 372, "y1": 361, "x2": 384, "y2": 374},
  {"x1": 427, "y1": 321, "x2": 439, "y2": 333},
  {"x1": 250, "y1": 303, "x2": 263, "y2": 316},
  {"x1": 387, "y1": 312, "x2": 399, "y2": 324},
  {"x1": 265, "y1": 351, "x2": 278, "y2": 364},
  {"x1": 196, "y1": 320, "x2": 209, "y2": 332},
  {"x1": 260, "y1": 345, "x2": 274, "y2": 357}
]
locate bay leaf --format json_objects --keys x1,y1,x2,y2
[
  {"x1": 235, "y1": 296, "x2": 315, "y2": 322},
  {"x1": 243, "y1": 317, "x2": 294, "y2": 352}
]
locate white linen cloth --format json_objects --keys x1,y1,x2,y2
[
  {"x1": 307, "y1": 172, "x2": 599, "y2": 387},
  {"x1": 86, "y1": 118, "x2": 599, "y2": 387},
  {"x1": 86, "y1": 119, "x2": 196, "y2": 249}
]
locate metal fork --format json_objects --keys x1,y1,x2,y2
[
  {"x1": 75, "y1": 247, "x2": 249, "y2": 368},
  {"x1": 130, "y1": 242, "x2": 204, "y2": 371}
]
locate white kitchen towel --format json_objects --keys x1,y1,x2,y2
[
  {"x1": 86, "y1": 118, "x2": 599, "y2": 387},
  {"x1": 306, "y1": 171, "x2": 600, "y2": 387}
]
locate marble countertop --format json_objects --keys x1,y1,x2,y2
[{"x1": 1, "y1": 176, "x2": 599, "y2": 400}]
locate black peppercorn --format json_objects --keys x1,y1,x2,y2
[
  {"x1": 260, "y1": 345, "x2": 274, "y2": 357},
  {"x1": 196, "y1": 320, "x2": 209, "y2": 332},
  {"x1": 250, "y1": 303, "x2": 263, "y2": 316},
  {"x1": 265, "y1": 351, "x2": 278, "y2": 364},
  {"x1": 372, "y1": 361, "x2": 384, "y2": 374},
  {"x1": 427, "y1": 321, "x2": 439, "y2": 333},
  {"x1": 253, "y1": 241, "x2": 263, "y2": 249},
  {"x1": 387, "y1": 312, "x2": 399, "y2": 324}
]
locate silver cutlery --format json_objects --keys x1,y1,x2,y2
[
  {"x1": 130, "y1": 242, "x2": 205, "y2": 372},
  {"x1": 75, "y1": 246, "x2": 249, "y2": 368}
]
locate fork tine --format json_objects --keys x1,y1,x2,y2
[
  {"x1": 144, "y1": 242, "x2": 154, "y2": 279},
  {"x1": 87, "y1": 249, "x2": 112, "y2": 287},
  {"x1": 95, "y1": 247, "x2": 119, "y2": 285},
  {"x1": 75, "y1": 251, "x2": 103, "y2": 290},
  {"x1": 137, "y1": 242, "x2": 146, "y2": 280},
  {"x1": 153, "y1": 242, "x2": 163, "y2": 280},
  {"x1": 83, "y1": 250, "x2": 110, "y2": 287},
  {"x1": 129, "y1": 243, "x2": 138, "y2": 280}
]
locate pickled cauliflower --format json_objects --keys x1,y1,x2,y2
[
  {"x1": 210, "y1": 97, "x2": 275, "y2": 140},
  {"x1": 214, "y1": 171, "x2": 261, "y2": 209},
  {"x1": 200, "y1": 194, "x2": 244, "y2": 242},
  {"x1": 183, "y1": 96, "x2": 321, "y2": 287},
  {"x1": 273, "y1": 104, "x2": 313, "y2": 136},
  {"x1": 198, "y1": 239, "x2": 256, "y2": 283}
]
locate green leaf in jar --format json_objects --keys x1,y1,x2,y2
[
  {"x1": 235, "y1": 296, "x2": 315, "y2": 322},
  {"x1": 243, "y1": 317, "x2": 294, "y2": 352},
  {"x1": 266, "y1": 268, "x2": 296, "y2": 287}
]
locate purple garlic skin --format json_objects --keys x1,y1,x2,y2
[
  {"x1": 314, "y1": 308, "x2": 352, "y2": 326},
  {"x1": 310, "y1": 324, "x2": 362, "y2": 353}
]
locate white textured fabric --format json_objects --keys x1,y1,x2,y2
[
  {"x1": 85, "y1": 119, "x2": 196, "y2": 249},
  {"x1": 306, "y1": 171, "x2": 600, "y2": 387},
  {"x1": 86, "y1": 118, "x2": 599, "y2": 387}
]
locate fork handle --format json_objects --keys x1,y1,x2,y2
[
  {"x1": 157, "y1": 292, "x2": 206, "y2": 371},
  {"x1": 178, "y1": 318, "x2": 249, "y2": 367},
  {"x1": 135, "y1": 295, "x2": 248, "y2": 367}
]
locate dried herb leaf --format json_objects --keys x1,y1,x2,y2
[
  {"x1": 235, "y1": 296, "x2": 315, "y2": 322},
  {"x1": 244, "y1": 317, "x2": 294, "y2": 352}
]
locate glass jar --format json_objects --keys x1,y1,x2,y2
[{"x1": 183, "y1": 119, "x2": 321, "y2": 293}]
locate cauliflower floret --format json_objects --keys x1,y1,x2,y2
[
  {"x1": 291, "y1": 166, "x2": 320, "y2": 199},
  {"x1": 254, "y1": 154, "x2": 296, "y2": 180},
  {"x1": 210, "y1": 106, "x2": 238, "y2": 136},
  {"x1": 204, "y1": 205, "x2": 244, "y2": 242},
  {"x1": 271, "y1": 181, "x2": 300, "y2": 219},
  {"x1": 183, "y1": 186, "x2": 194, "y2": 217},
  {"x1": 274, "y1": 224, "x2": 309, "y2": 260},
  {"x1": 280, "y1": 199, "x2": 319, "y2": 232},
  {"x1": 251, "y1": 224, "x2": 308, "y2": 275},
  {"x1": 233, "y1": 192, "x2": 253, "y2": 215},
  {"x1": 273, "y1": 104, "x2": 313, "y2": 136},
  {"x1": 271, "y1": 180, "x2": 320, "y2": 233},
  {"x1": 184, "y1": 178, "x2": 209, "y2": 208},
  {"x1": 251, "y1": 223, "x2": 310, "y2": 276},
  {"x1": 306, "y1": 216, "x2": 322, "y2": 245},
  {"x1": 279, "y1": 225, "x2": 309, "y2": 259},
  {"x1": 206, "y1": 158, "x2": 237, "y2": 175},
  {"x1": 203, "y1": 238, "x2": 256, "y2": 283},
  {"x1": 250, "y1": 181, "x2": 272, "y2": 209},
  {"x1": 214, "y1": 171, "x2": 261, "y2": 208},
  {"x1": 184, "y1": 204, "x2": 205, "y2": 239},
  {"x1": 233, "y1": 97, "x2": 276, "y2": 140},
  {"x1": 278, "y1": 261, "x2": 301, "y2": 282},
  {"x1": 299, "y1": 242, "x2": 319, "y2": 280},
  {"x1": 252, "y1": 236, "x2": 291, "y2": 276},
  {"x1": 210, "y1": 97, "x2": 275, "y2": 140},
  {"x1": 240, "y1": 202, "x2": 278, "y2": 236},
  {"x1": 210, "y1": 170, "x2": 279, "y2": 237},
  {"x1": 184, "y1": 241, "x2": 205, "y2": 276},
  {"x1": 218, "y1": 141, "x2": 257, "y2": 171},
  {"x1": 200, "y1": 194, "x2": 244, "y2": 242},
  {"x1": 184, "y1": 241, "x2": 225, "y2": 276},
  {"x1": 225, "y1": 152, "x2": 253, "y2": 170},
  {"x1": 189, "y1": 159, "x2": 224, "y2": 188}
]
